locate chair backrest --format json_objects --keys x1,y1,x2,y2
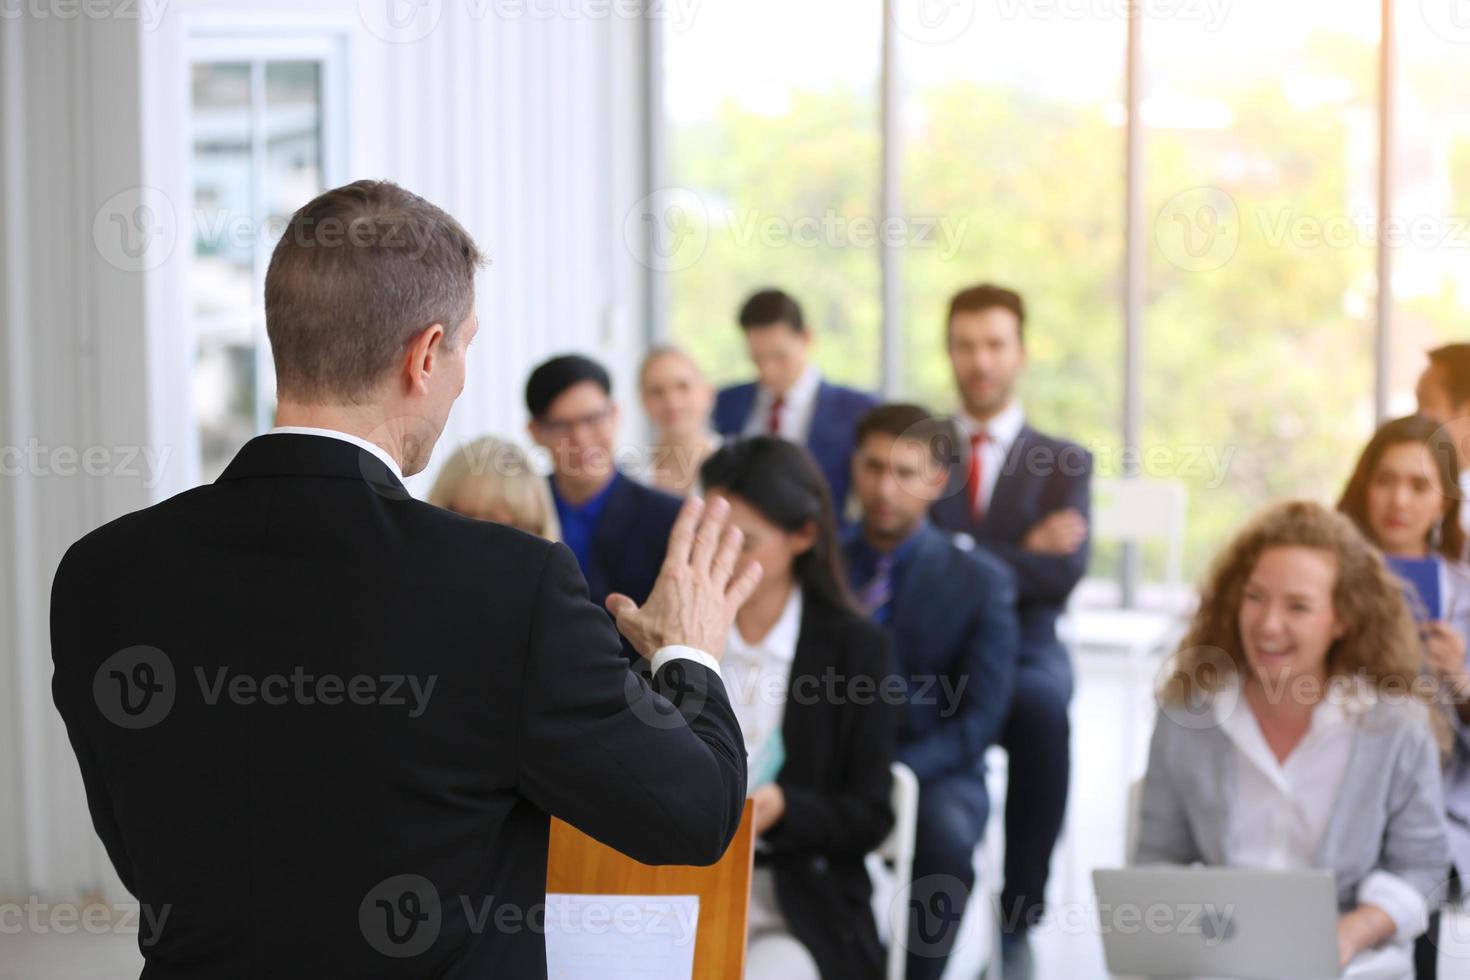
[
  {"x1": 1091, "y1": 476, "x2": 1189, "y2": 587},
  {"x1": 875, "y1": 762, "x2": 920, "y2": 980},
  {"x1": 546, "y1": 799, "x2": 755, "y2": 979}
]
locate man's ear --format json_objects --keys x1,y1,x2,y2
[
  {"x1": 526, "y1": 418, "x2": 544, "y2": 449},
  {"x1": 405, "y1": 322, "x2": 446, "y2": 394}
]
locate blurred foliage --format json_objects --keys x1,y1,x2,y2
[{"x1": 667, "y1": 27, "x2": 1469, "y2": 581}]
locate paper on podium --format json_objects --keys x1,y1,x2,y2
[{"x1": 545, "y1": 893, "x2": 700, "y2": 980}]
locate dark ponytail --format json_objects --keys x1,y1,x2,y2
[{"x1": 700, "y1": 437, "x2": 857, "y2": 613}]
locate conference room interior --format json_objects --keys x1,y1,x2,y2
[{"x1": 6, "y1": 0, "x2": 1470, "y2": 977}]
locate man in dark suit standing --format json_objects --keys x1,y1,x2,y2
[
  {"x1": 711, "y1": 288, "x2": 877, "y2": 513},
  {"x1": 525, "y1": 353, "x2": 683, "y2": 612},
  {"x1": 844, "y1": 404, "x2": 1020, "y2": 980},
  {"x1": 928, "y1": 284, "x2": 1091, "y2": 979},
  {"x1": 49, "y1": 180, "x2": 761, "y2": 979}
]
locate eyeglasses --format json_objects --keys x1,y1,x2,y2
[{"x1": 535, "y1": 407, "x2": 613, "y2": 437}]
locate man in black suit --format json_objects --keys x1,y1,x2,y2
[
  {"x1": 928, "y1": 284, "x2": 1092, "y2": 979},
  {"x1": 525, "y1": 353, "x2": 683, "y2": 613},
  {"x1": 50, "y1": 180, "x2": 761, "y2": 979}
]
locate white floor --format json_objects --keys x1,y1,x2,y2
[{"x1": 5, "y1": 649, "x2": 1470, "y2": 979}]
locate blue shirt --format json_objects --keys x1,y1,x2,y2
[
  {"x1": 844, "y1": 520, "x2": 928, "y2": 625},
  {"x1": 551, "y1": 471, "x2": 621, "y2": 577}
]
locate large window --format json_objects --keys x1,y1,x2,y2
[
  {"x1": 898, "y1": 5, "x2": 1125, "y2": 522},
  {"x1": 660, "y1": 0, "x2": 884, "y2": 392},
  {"x1": 189, "y1": 39, "x2": 342, "y2": 482},
  {"x1": 1143, "y1": 0, "x2": 1380, "y2": 569},
  {"x1": 1388, "y1": 0, "x2": 1470, "y2": 411},
  {"x1": 658, "y1": 1, "x2": 1430, "y2": 583}
]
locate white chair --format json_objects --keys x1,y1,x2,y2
[
  {"x1": 868, "y1": 759, "x2": 1003, "y2": 980},
  {"x1": 1059, "y1": 477, "x2": 1192, "y2": 778},
  {"x1": 869, "y1": 762, "x2": 921, "y2": 980}
]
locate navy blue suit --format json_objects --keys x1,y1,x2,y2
[
  {"x1": 930, "y1": 422, "x2": 1092, "y2": 938},
  {"x1": 713, "y1": 379, "x2": 877, "y2": 512},
  {"x1": 844, "y1": 523, "x2": 1020, "y2": 980},
  {"x1": 551, "y1": 470, "x2": 681, "y2": 611}
]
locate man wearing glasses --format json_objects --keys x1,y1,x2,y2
[{"x1": 526, "y1": 354, "x2": 684, "y2": 621}]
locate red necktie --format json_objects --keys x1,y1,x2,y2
[
  {"x1": 968, "y1": 431, "x2": 989, "y2": 523},
  {"x1": 768, "y1": 396, "x2": 785, "y2": 437}
]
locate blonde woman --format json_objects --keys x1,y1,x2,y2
[
  {"x1": 639, "y1": 345, "x2": 721, "y2": 496},
  {"x1": 1136, "y1": 500, "x2": 1451, "y2": 979},
  {"x1": 428, "y1": 436, "x2": 560, "y2": 541}
]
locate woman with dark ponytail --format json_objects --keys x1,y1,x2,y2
[{"x1": 700, "y1": 437, "x2": 899, "y2": 980}]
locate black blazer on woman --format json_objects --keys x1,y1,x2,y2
[{"x1": 761, "y1": 589, "x2": 901, "y2": 979}]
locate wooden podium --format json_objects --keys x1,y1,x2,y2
[{"x1": 547, "y1": 800, "x2": 756, "y2": 979}]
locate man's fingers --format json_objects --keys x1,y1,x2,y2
[
  {"x1": 710, "y1": 523, "x2": 744, "y2": 590},
  {"x1": 662, "y1": 496, "x2": 705, "y2": 572},
  {"x1": 689, "y1": 495, "x2": 730, "y2": 574},
  {"x1": 605, "y1": 593, "x2": 638, "y2": 621},
  {"x1": 725, "y1": 557, "x2": 764, "y2": 612}
]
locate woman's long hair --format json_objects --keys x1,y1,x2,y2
[
  {"x1": 1337, "y1": 413, "x2": 1465, "y2": 561},
  {"x1": 1161, "y1": 500, "x2": 1450, "y2": 754},
  {"x1": 699, "y1": 436, "x2": 856, "y2": 613}
]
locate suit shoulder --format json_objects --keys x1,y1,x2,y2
[
  {"x1": 629, "y1": 478, "x2": 683, "y2": 521},
  {"x1": 56, "y1": 485, "x2": 214, "y2": 577},
  {"x1": 715, "y1": 382, "x2": 755, "y2": 405},
  {"x1": 1024, "y1": 426, "x2": 1091, "y2": 461},
  {"x1": 826, "y1": 383, "x2": 879, "y2": 412},
  {"x1": 955, "y1": 542, "x2": 1016, "y2": 590},
  {"x1": 409, "y1": 497, "x2": 557, "y2": 563}
]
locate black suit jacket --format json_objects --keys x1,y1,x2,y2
[
  {"x1": 50, "y1": 434, "x2": 746, "y2": 979},
  {"x1": 931, "y1": 423, "x2": 1092, "y2": 665},
  {"x1": 762, "y1": 591, "x2": 899, "y2": 980}
]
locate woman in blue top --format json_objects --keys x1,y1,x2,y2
[{"x1": 1338, "y1": 414, "x2": 1470, "y2": 977}]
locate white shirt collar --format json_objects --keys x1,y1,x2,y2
[
  {"x1": 729, "y1": 585, "x2": 804, "y2": 663},
  {"x1": 962, "y1": 400, "x2": 1025, "y2": 451},
  {"x1": 1214, "y1": 670, "x2": 1374, "y2": 750},
  {"x1": 267, "y1": 425, "x2": 404, "y2": 482},
  {"x1": 768, "y1": 363, "x2": 822, "y2": 409}
]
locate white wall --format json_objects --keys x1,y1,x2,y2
[{"x1": 0, "y1": 0, "x2": 651, "y2": 900}]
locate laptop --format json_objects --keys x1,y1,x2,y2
[{"x1": 1092, "y1": 866, "x2": 1341, "y2": 979}]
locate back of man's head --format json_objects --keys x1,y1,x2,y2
[{"x1": 265, "y1": 180, "x2": 484, "y2": 405}]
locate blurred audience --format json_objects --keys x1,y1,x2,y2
[
  {"x1": 712, "y1": 288, "x2": 877, "y2": 516},
  {"x1": 843, "y1": 403, "x2": 1020, "y2": 980},
  {"x1": 428, "y1": 435, "x2": 560, "y2": 540},
  {"x1": 524, "y1": 354, "x2": 681, "y2": 622},
  {"x1": 639, "y1": 345, "x2": 721, "y2": 496},
  {"x1": 701, "y1": 437, "x2": 898, "y2": 980},
  {"x1": 928, "y1": 282, "x2": 1091, "y2": 976},
  {"x1": 1137, "y1": 500, "x2": 1451, "y2": 979},
  {"x1": 1338, "y1": 415, "x2": 1470, "y2": 978}
]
